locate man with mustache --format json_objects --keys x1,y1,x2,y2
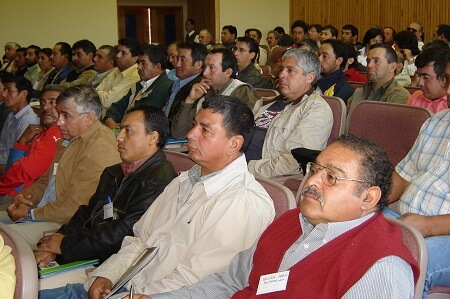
[
  {"x1": 0, "y1": 84, "x2": 63, "y2": 197},
  {"x1": 143, "y1": 134, "x2": 419, "y2": 299}
]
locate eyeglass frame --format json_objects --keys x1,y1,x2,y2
[
  {"x1": 57, "y1": 111, "x2": 89, "y2": 124},
  {"x1": 231, "y1": 47, "x2": 250, "y2": 53},
  {"x1": 305, "y1": 162, "x2": 368, "y2": 187}
]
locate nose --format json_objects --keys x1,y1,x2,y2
[
  {"x1": 186, "y1": 124, "x2": 198, "y2": 141},
  {"x1": 116, "y1": 130, "x2": 124, "y2": 142}
]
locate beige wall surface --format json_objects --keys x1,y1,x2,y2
[
  {"x1": 219, "y1": 0, "x2": 290, "y2": 45},
  {"x1": 0, "y1": 0, "x2": 118, "y2": 50}
]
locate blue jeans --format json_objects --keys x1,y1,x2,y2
[
  {"x1": 383, "y1": 208, "x2": 450, "y2": 298},
  {"x1": 39, "y1": 283, "x2": 88, "y2": 299}
]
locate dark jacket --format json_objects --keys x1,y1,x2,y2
[
  {"x1": 56, "y1": 149, "x2": 177, "y2": 263},
  {"x1": 317, "y1": 69, "x2": 354, "y2": 103},
  {"x1": 237, "y1": 63, "x2": 263, "y2": 88}
]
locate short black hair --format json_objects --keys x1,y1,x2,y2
[
  {"x1": 436, "y1": 24, "x2": 450, "y2": 41},
  {"x1": 118, "y1": 38, "x2": 142, "y2": 57},
  {"x1": 3, "y1": 76, "x2": 33, "y2": 102},
  {"x1": 363, "y1": 27, "x2": 385, "y2": 46},
  {"x1": 393, "y1": 30, "x2": 420, "y2": 56},
  {"x1": 274, "y1": 26, "x2": 286, "y2": 35},
  {"x1": 222, "y1": 25, "x2": 237, "y2": 38},
  {"x1": 248, "y1": 28, "x2": 262, "y2": 40},
  {"x1": 125, "y1": 105, "x2": 170, "y2": 148},
  {"x1": 422, "y1": 39, "x2": 449, "y2": 51},
  {"x1": 309, "y1": 24, "x2": 323, "y2": 33},
  {"x1": 344, "y1": 44, "x2": 359, "y2": 68},
  {"x1": 332, "y1": 134, "x2": 393, "y2": 210},
  {"x1": 141, "y1": 44, "x2": 168, "y2": 70},
  {"x1": 384, "y1": 26, "x2": 396, "y2": 37},
  {"x1": 37, "y1": 47, "x2": 52, "y2": 59},
  {"x1": 201, "y1": 95, "x2": 255, "y2": 153},
  {"x1": 342, "y1": 24, "x2": 358, "y2": 37},
  {"x1": 291, "y1": 20, "x2": 309, "y2": 34},
  {"x1": 208, "y1": 48, "x2": 238, "y2": 78},
  {"x1": 0, "y1": 71, "x2": 13, "y2": 84},
  {"x1": 415, "y1": 46, "x2": 450, "y2": 77},
  {"x1": 99, "y1": 45, "x2": 118, "y2": 62},
  {"x1": 322, "y1": 25, "x2": 338, "y2": 38},
  {"x1": 72, "y1": 39, "x2": 96, "y2": 55},
  {"x1": 186, "y1": 18, "x2": 195, "y2": 25},
  {"x1": 369, "y1": 43, "x2": 398, "y2": 64},
  {"x1": 55, "y1": 42, "x2": 73, "y2": 62},
  {"x1": 321, "y1": 39, "x2": 348, "y2": 68},
  {"x1": 177, "y1": 42, "x2": 208, "y2": 65},
  {"x1": 296, "y1": 38, "x2": 319, "y2": 53},
  {"x1": 236, "y1": 36, "x2": 259, "y2": 63},
  {"x1": 27, "y1": 45, "x2": 41, "y2": 53}
]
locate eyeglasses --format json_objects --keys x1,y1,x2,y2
[
  {"x1": 407, "y1": 27, "x2": 418, "y2": 34},
  {"x1": 232, "y1": 47, "x2": 249, "y2": 53},
  {"x1": 306, "y1": 162, "x2": 367, "y2": 187}
]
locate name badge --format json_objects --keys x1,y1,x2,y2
[
  {"x1": 256, "y1": 270, "x2": 290, "y2": 295},
  {"x1": 103, "y1": 202, "x2": 114, "y2": 219},
  {"x1": 53, "y1": 163, "x2": 58, "y2": 176}
]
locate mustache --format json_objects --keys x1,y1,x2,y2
[{"x1": 300, "y1": 187, "x2": 324, "y2": 206}]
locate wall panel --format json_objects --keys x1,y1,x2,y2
[{"x1": 290, "y1": 0, "x2": 449, "y2": 44}]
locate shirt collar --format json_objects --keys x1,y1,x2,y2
[
  {"x1": 141, "y1": 75, "x2": 159, "y2": 91},
  {"x1": 121, "y1": 154, "x2": 152, "y2": 178},
  {"x1": 13, "y1": 104, "x2": 33, "y2": 118}
]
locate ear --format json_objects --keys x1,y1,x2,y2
[
  {"x1": 249, "y1": 51, "x2": 256, "y2": 60},
  {"x1": 226, "y1": 135, "x2": 244, "y2": 156},
  {"x1": 388, "y1": 61, "x2": 398, "y2": 74},
  {"x1": 347, "y1": 57, "x2": 355, "y2": 66},
  {"x1": 19, "y1": 90, "x2": 28, "y2": 101},
  {"x1": 336, "y1": 56, "x2": 343, "y2": 67},
  {"x1": 194, "y1": 60, "x2": 203, "y2": 71},
  {"x1": 224, "y1": 67, "x2": 233, "y2": 78},
  {"x1": 131, "y1": 56, "x2": 139, "y2": 64},
  {"x1": 147, "y1": 130, "x2": 159, "y2": 146},
  {"x1": 84, "y1": 111, "x2": 95, "y2": 126},
  {"x1": 360, "y1": 186, "x2": 382, "y2": 212},
  {"x1": 88, "y1": 52, "x2": 94, "y2": 61},
  {"x1": 305, "y1": 72, "x2": 315, "y2": 84},
  {"x1": 155, "y1": 63, "x2": 162, "y2": 71}
]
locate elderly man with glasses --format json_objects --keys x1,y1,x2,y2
[{"x1": 131, "y1": 134, "x2": 419, "y2": 299}]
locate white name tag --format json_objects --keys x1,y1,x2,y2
[
  {"x1": 256, "y1": 270, "x2": 290, "y2": 295},
  {"x1": 103, "y1": 202, "x2": 114, "y2": 219},
  {"x1": 53, "y1": 163, "x2": 58, "y2": 176}
]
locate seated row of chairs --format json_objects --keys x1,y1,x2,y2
[{"x1": 349, "y1": 80, "x2": 421, "y2": 95}]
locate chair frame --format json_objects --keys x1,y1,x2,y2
[{"x1": 255, "y1": 176, "x2": 297, "y2": 218}]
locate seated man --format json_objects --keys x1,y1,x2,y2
[
  {"x1": 48, "y1": 42, "x2": 75, "y2": 85},
  {"x1": 347, "y1": 44, "x2": 410, "y2": 114},
  {"x1": 385, "y1": 54, "x2": 450, "y2": 295},
  {"x1": 0, "y1": 76, "x2": 39, "y2": 169},
  {"x1": 4, "y1": 85, "x2": 121, "y2": 247},
  {"x1": 246, "y1": 49, "x2": 333, "y2": 178},
  {"x1": 141, "y1": 134, "x2": 419, "y2": 298},
  {"x1": 246, "y1": 29, "x2": 267, "y2": 66},
  {"x1": 39, "y1": 96, "x2": 275, "y2": 298},
  {"x1": 60, "y1": 39, "x2": 97, "y2": 88},
  {"x1": 406, "y1": 46, "x2": 449, "y2": 113},
  {"x1": 317, "y1": 39, "x2": 354, "y2": 103},
  {"x1": 35, "y1": 105, "x2": 177, "y2": 267},
  {"x1": 104, "y1": 45, "x2": 172, "y2": 129},
  {"x1": 234, "y1": 36, "x2": 263, "y2": 88},
  {"x1": 0, "y1": 84, "x2": 63, "y2": 197},
  {"x1": 171, "y1": 48, "x2": 258, "y2": 139},
  {"x1": 90, "y1": 45, "x2": 117, "y2": 88}
]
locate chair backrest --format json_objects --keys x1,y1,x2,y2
[
  {"x1": 255, "y1": 88, "x2": 280, "y2": 99},
  {"x1": 256, "y1": 176, "x2": 297, "y2": 219},
  {"x1": 268, "y1": 46, "x2": 288, "y2": 77},
  {"x1": 384, "y1": 217, "x2": 428, "y2": 299},
  {"x1": 346, "y1": 101, "x2": 432, "y2": 166},
  {"x1": 428, "y1": 286, "x2": 450, "y2": 298},
  {"x1": 0, "y1": 223, "x2": 38, "y2": 299},
  {"x1": 323, "y1": 96, "x2": 346, "y2": 145},
  {"x1": 163, "y1": 150, "x2": 195, "y2": 174},
  {"x1": 259, "y1": 65, "x2": 271, "y2": 75}
]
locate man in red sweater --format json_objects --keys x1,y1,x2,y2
[
  {"x1": 142, "y1": 134, "x2": 420, "y2": 299},
  {"x1": 0, "y1": 85, "x2": 63, "y2": 198}
]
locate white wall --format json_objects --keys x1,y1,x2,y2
[
  {"x1": 0, "y1": 0, "x2": 118, "y2": 49},
  {"x1": 218, "y1": 0, "x2": 290, "y2": 45}
]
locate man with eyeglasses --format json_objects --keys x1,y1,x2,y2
[
  {"x1": 385, "y1": 53, "x2": 450, "y2": 296},
  {"x1": 234, "y1": 36, "x2": 262, "y2": 88},
  {"x1": 4, "y1": 85, "x2": 120, "y2": 248},
  {"x1": 138, "y1": 134, "x2": 418, "y2": 299}
]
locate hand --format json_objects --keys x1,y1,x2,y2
[
  {"x1": 12, "y1": 193, "x2": 34, "y2": 206},
  {"x1": 105, "y1": 118, "x2": 120, "y2": 130},
  {"x1": 88, "y1": 277, "x2": 113, "y2": 299},
  {"x1": 185, "y1": 81, "x2": 210, "y2": 104},
  {"x1": 35, "y1": 251, "x2": 57, "y2": 267},
  {"x1": 122, "y1": 294, "x2": 151, "y2": 299},
  {"x1": 399, "y1": 213, "x2": 432, "y2": 237},
  {"x1": 17, "y1": 124, "x2": 44, "y2": 145},
  {"x1": 402, "y1": 49, "x2": 413, "y2": 63},
  {"x1": 6, "y1": 202, "x2": 29, "y2": 221},
  {"x1": 36, "y1": 233, "x2": 64, "y2": 254}
]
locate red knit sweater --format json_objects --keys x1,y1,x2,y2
[{"x1": 233, "y1": 209, "x2": 419, "y2": 298}]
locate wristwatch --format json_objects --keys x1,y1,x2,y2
[{"x1": 26, "y1": 209, "x2": 32, "y2": 219}]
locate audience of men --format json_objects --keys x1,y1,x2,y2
[
  {"x1": 234, "y1": 36, "x2": 263, "y2": 88},
  {"x1": 1, "y1": 42, "x2": 20, "y2": 73},
  {"x1": 290, "y1": 20, "x2": 309, "y2": 45},
  {"x1": 221, "y1": 25, "x2": 237, "y2": 50},
  {"x1": 0, "y1": 76, "x2": 39, "y2": 169},
  {"x1": 0, "y1": 85, "x2": 63, "y2": 198},
  {"x1": 407, "y1": 21, "x2": 425, "y2": 50},
  {"x1": 394, "y1": 50, "x2": 412, "y2": 87},
  {"x1": 274, "y1": 26, "x2": 294, "y2": 47},
  {"x1": 12, "y1": 48, "x2": 27, "y2": 76},
  {"x1": 266, "y1": 30, "x2": 281, "y2": 53},
  {"x1": 358, "y1": 27, "x2": 385, "y2": 66},
  {"x1": 166, "y1": 42, "x2": 179, "y2": 81},
  {"x1": 185, "y1": 18, "x2": 198, "y2": 43},
  {"x1": 393, "y1": 30, "x2": 421, "y2": 77},
  {"x1": 96, "y1": 38, "x2": 141, "y2": 116},
  {"x1": 246, "y1": 49, "x2": 332, "y2": 178},
  {"x1": 164, "y1": 42, "x2": 207, "y2": 128},
  {"x1": 60, "y1": 39, "x2": 97, "y2": 87},
  {"x1": 297, "y1": 38, "x2": 320, "y2": 55},
  {"x1": 149, "y1": 134, "x2": 419, "y2": 299},
  {"x1": 433, "y1": 24, "x2": 450, "y2": 44},
  {"x1": 246, "y1": 28, "x2": 267, "y2": 66},
  {"x1": 35, "y1": 105, "x2": 177, "y2": 267},
  {"x1": 91, "y1": 45, "x2": 117, "y2": 88},
  {"x1": 308, "y1": 24, "x2": 323, "y2": 45},
  {"x1": 347, "y1": 44, "x2": 410, "y2": 113},
  {"x1": 320, "y1": 25, "x2": 338, "y2": 42},
  {"x1": 406, "y1": 46, "x2": 449, "y2": 113},
  {"x1": 317, "y1": 39, "x2": 354, "y2": 103},
  {"x1": 39, "y1": 96, "x2": 275, "y2": 298},
  {"x1": 5, "y1": 85, "x2": 120, "y2": 247},
  {"x1": 385, "y1": 55, "x2": 450, "y2": 295},
  {"x1": 48, "y1": 42, "x2": 74, "y2": 84},
  {"x1": 197, "y1": 29, "x2": 214, "y2": 50},
  {"x1": 341, "y1": 24, "x2": 363, "y2": 49},
  {"x1": 384, "y1": 26, "x2": 396, "y2": 46},
  {"x1": 104, "y1": 45, "x2": 172, "y2": 129},
  {"x1": 24, "y1": 45, "x2": 41, "y2": 84},
  {"x1": 171, "y1": 48, "x2": 258, "y2": 139}
]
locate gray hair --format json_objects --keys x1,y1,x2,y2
[
  {"x1": 282, "y1": 48, "x2": 321, "y2": 84},
  {"x1": 56, "y1": 85, "x2": 102, "y2": 120},
  {"x1": 4, "y1": 42, "x2": 21, "y2": 49}
]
